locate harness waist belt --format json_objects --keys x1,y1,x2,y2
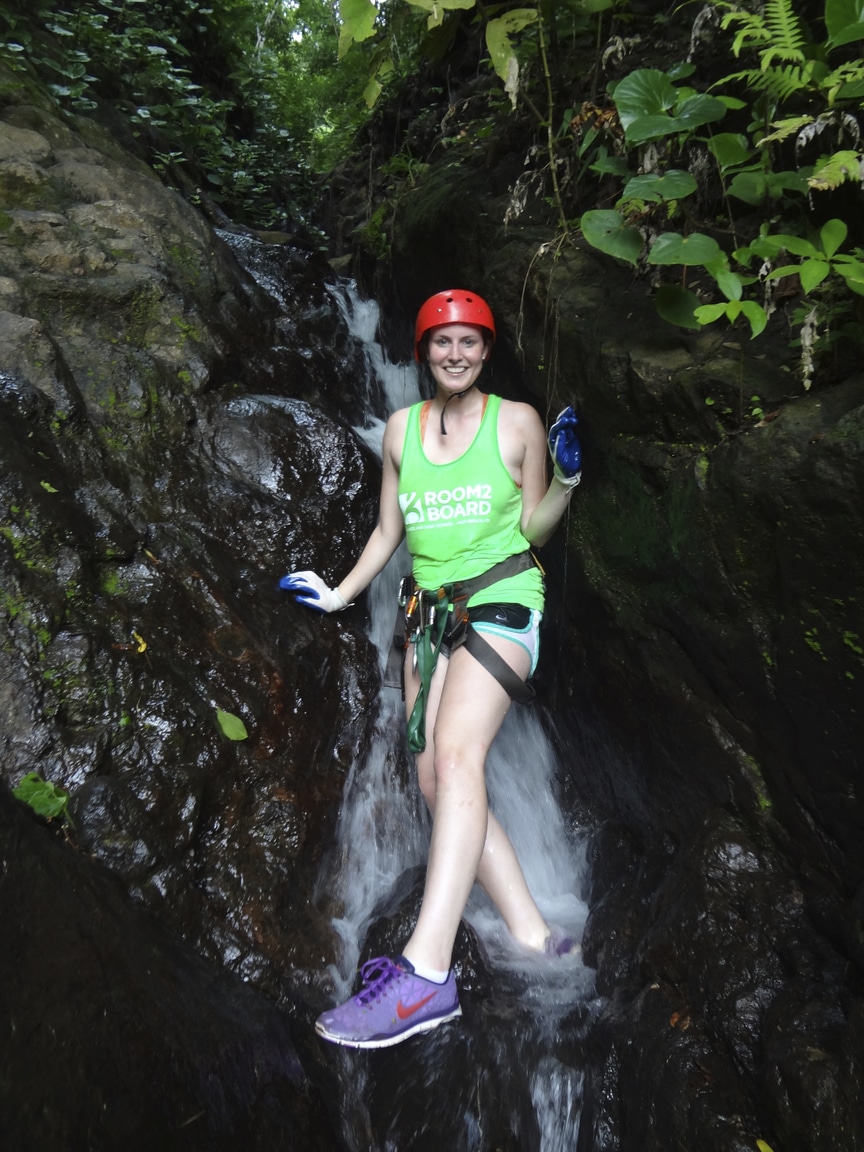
[{"x1": 399, "y1": 551, "x2": 539, "y2": 753}]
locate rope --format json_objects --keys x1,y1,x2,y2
[{"x1": 405, "y1": 587, "x2": 451, "y2": 754}]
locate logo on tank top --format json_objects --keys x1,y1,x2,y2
[{"x1": 400, "y1": 484, "x2": 493, "y2": 528}]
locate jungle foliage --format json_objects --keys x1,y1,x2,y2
[
  {"x1": 1, "y1": 0, "x2": 863, "y2": 374},
  {"x1": 0, "y1": 0, "x2": 369, "y2": 230},
  {"x1": 337, "y1": 0, "x2": 864, "y2": 381}
]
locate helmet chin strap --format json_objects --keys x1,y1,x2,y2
[{"x1": 439, "y1": 383, "x2": 476, "y2": 436}]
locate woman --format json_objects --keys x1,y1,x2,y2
[{"x1": 281, "y1": 290, "x2": 582, "y2": 1049}]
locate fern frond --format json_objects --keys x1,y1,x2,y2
[
  {"x1": 757, "y1": 115, "x2": 814, "y2": 147},
  {"x1": 760, "y1": 45, "x2": 807, "y2": 70},
  {"x1": 808, "y1": 150, "x2": 864, "y2": 192},
  {"x1": 822, "y1": 59, "x2": 864, "y2": 106},
  {"x1": 763, "y1": 0, "x2": 806, "y2": 56},
  {"x1": 734, "y1": 64, "x2": 808, "y2": 101},
  {"x1": 767, "y1": 64, "x2": 811, "y2": 102},
  {"x1": 720, "y1": 9, "x2": 771, "y2": 57}
]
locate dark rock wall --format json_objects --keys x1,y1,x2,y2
[
  {"x1": 373, "y1": 159, "x2": 864, "y2": 1150},
  {"x1": 1, "y1": 67, "x2": 380, "y2": 1142}
]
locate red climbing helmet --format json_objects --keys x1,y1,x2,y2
[{"x1": 414, "y1": 289, "x2": 496, "y2": 361}]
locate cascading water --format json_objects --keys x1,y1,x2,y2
[{"x1": 318, "y1": 282, "x2": 598, "y2": 1149}]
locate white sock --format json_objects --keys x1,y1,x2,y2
[{"x1": 406, "y1": 959, "x2": 449, "y2": 984}]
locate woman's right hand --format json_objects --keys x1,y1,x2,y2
[{"x1": 279, "y1": 571, "x2": 348, "y2": 613}]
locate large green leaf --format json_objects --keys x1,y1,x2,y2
[
  {"x1": 616, "y1": 72, "x2": 726, "y2": 143},
  {"x1": 647, "y1": 232, "x2": 723, "y2": 266},
  {"x1": 799, "y1": 258, "x2": 831, "y2": 293},
  {"x1": 621, "y1": 169, "x2": 697, "y2": 203},
  {"x1": 752, "y1": 232, "x2": 819, "y2": 258},
  {"x1": 485, "y1": 9, "x2": 537, "y2": 84},
  {"x1": 729, "y1": 172, "x2": 766, "y2": 205},
  {"x1": 624, "y1": 101, "x2": 727, "y2": 143},
  {"x1": 713, "y1": 269, "x2": 745, "y2": 301},
  {"x1": 673, "y1": 93, "x2": 727, "y2": 131},
  {"x1": 820, "y1": 217, "x2": 848, "y2": 258},
  {"x1": 739, "y1": 301, "x2": 768, "y2": 338},
  {"x1": 728, "y1": 168, "x2": 809, "y2": 205},
  {"x1": 338, "y1": 0, "x2": 377, "y2": 57},
  {"x1": 404, "y1": 0, "x2": 475, "y2": 29},
  {"x1": 612, "y1": 69, "x2": 678, "y2": 131},
  {"x1": 707, "y1": 132, "x2": 753, "y2": 170},
  {"x1": 216, "y1": 708, "x2": 249, "y2": 741},
  {"x1": 580, "y1": 210, "x2": 643, "y2": 264},
  {"x1": 623, "y1": 115, "x2": 682, "y2": 144},
  {"x1": 13, "y1": 772, "x2": 71, "y2": 821},
  {"x1": 825, "y1": 0, "x2": 864, "y2": 44},
  {"x1": 656, "y1": 284, "x2": 701, "y2": 328},
  {"x1": 694, "y1": 302, "x2": 730, "y2": 324},
  {"x1": 835, "y1": 260, "x2": 864, "y2": 294}
]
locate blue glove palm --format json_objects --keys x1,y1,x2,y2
[
  {"x1": 548, "y1": 406, "x2": 582, "y2": 488},
  {"x1": 279, "y1": 570, "x2": 347, "y2": 613}
]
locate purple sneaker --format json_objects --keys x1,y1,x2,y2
[
  {"x1": 315, "y1": 956, "x2": 462, "y2": 1049},
  {"x1": 544, "y1": 926, "x2": 580, "y2": 957}
]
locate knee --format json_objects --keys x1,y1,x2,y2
[{"x1": 431, "y1": 742, "x2": 482, "y2": 791}]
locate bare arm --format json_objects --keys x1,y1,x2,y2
[
  {"x1": 501, "y1": 401, "x2": 576, "y2": 549},
  {"x1": 333, "y1": 410, "x2": 407, "y2": 604}
]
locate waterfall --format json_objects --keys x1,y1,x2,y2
[{"x1": 321, "y1": 282, "x2": 595, "y2": 1143}]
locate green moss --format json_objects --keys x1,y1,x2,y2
[
  {"x1": 126, "y1": 283, "x2": 163, "y2": 345},
  {"x1": 742, "y1": 754, "x2": 773, "y2": 811},
  {"x1": 1, "y1": 590, "x2": 52, "y2": 648},
  {"x1": 803, "y1": 627, "x2": 826, "y2": 658},
  {"x1": 843, "y1": 631, "x2": 863, "y2": 656},
  {"x1": 1, "y1": 522, "x2": 56, "y2": 577},
  {"x1": 101, "y1": 568, "x2": 121, "y2": 597},
  {"x1": 356, "y1": 202, "x2": 391, "y2": 261},
  {"x1": 171, "y1": 315, "x2": 203, "y2": 347},
  {"x1": 166, "y1": 243, "x2": 203, "y2": 288}
]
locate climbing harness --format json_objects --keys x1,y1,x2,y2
[{"x1": 386, "y1": 551, "x2": 542, "y2": 754}]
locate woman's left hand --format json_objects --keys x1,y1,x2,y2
[{"x1": 548, "y1": 407, "x2": 582, "y2": 488}]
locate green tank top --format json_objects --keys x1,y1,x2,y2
[{"x1": 398, "y1": 393, "x2": 544, "y2": 610}]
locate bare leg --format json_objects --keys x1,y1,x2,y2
[{"x1": 401, "y1": 634, "x2": 550, "y2": 972}]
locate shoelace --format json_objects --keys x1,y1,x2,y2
[{"x1": 354, "y1": 957, "x2": 402, "y2": 1004}]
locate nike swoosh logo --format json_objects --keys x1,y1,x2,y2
[{"x1": 396, "y1": 991, "x2": 438, "y2": 1019}]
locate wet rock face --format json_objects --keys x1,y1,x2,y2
[
  {"x1": 1, "y1": 77, "x2": 381, "y2": 1072},
  {"x1": 0, "y1": 786, "x2": 342, "y2": 1152},
  {"x1": 582, "y1": 812, "x2": 864, "y2": 1151}
]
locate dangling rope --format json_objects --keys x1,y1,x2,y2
[{"x1": 405, "y1": 588, "x2": 452, "y2": 754}]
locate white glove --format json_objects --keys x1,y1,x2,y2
[{"x1": 279, "y1": 570, "x2": 348, "y2": 613}]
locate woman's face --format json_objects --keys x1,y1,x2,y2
[{"x1": 426, "y1": 323, "x2": 489, "y2": 395}]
